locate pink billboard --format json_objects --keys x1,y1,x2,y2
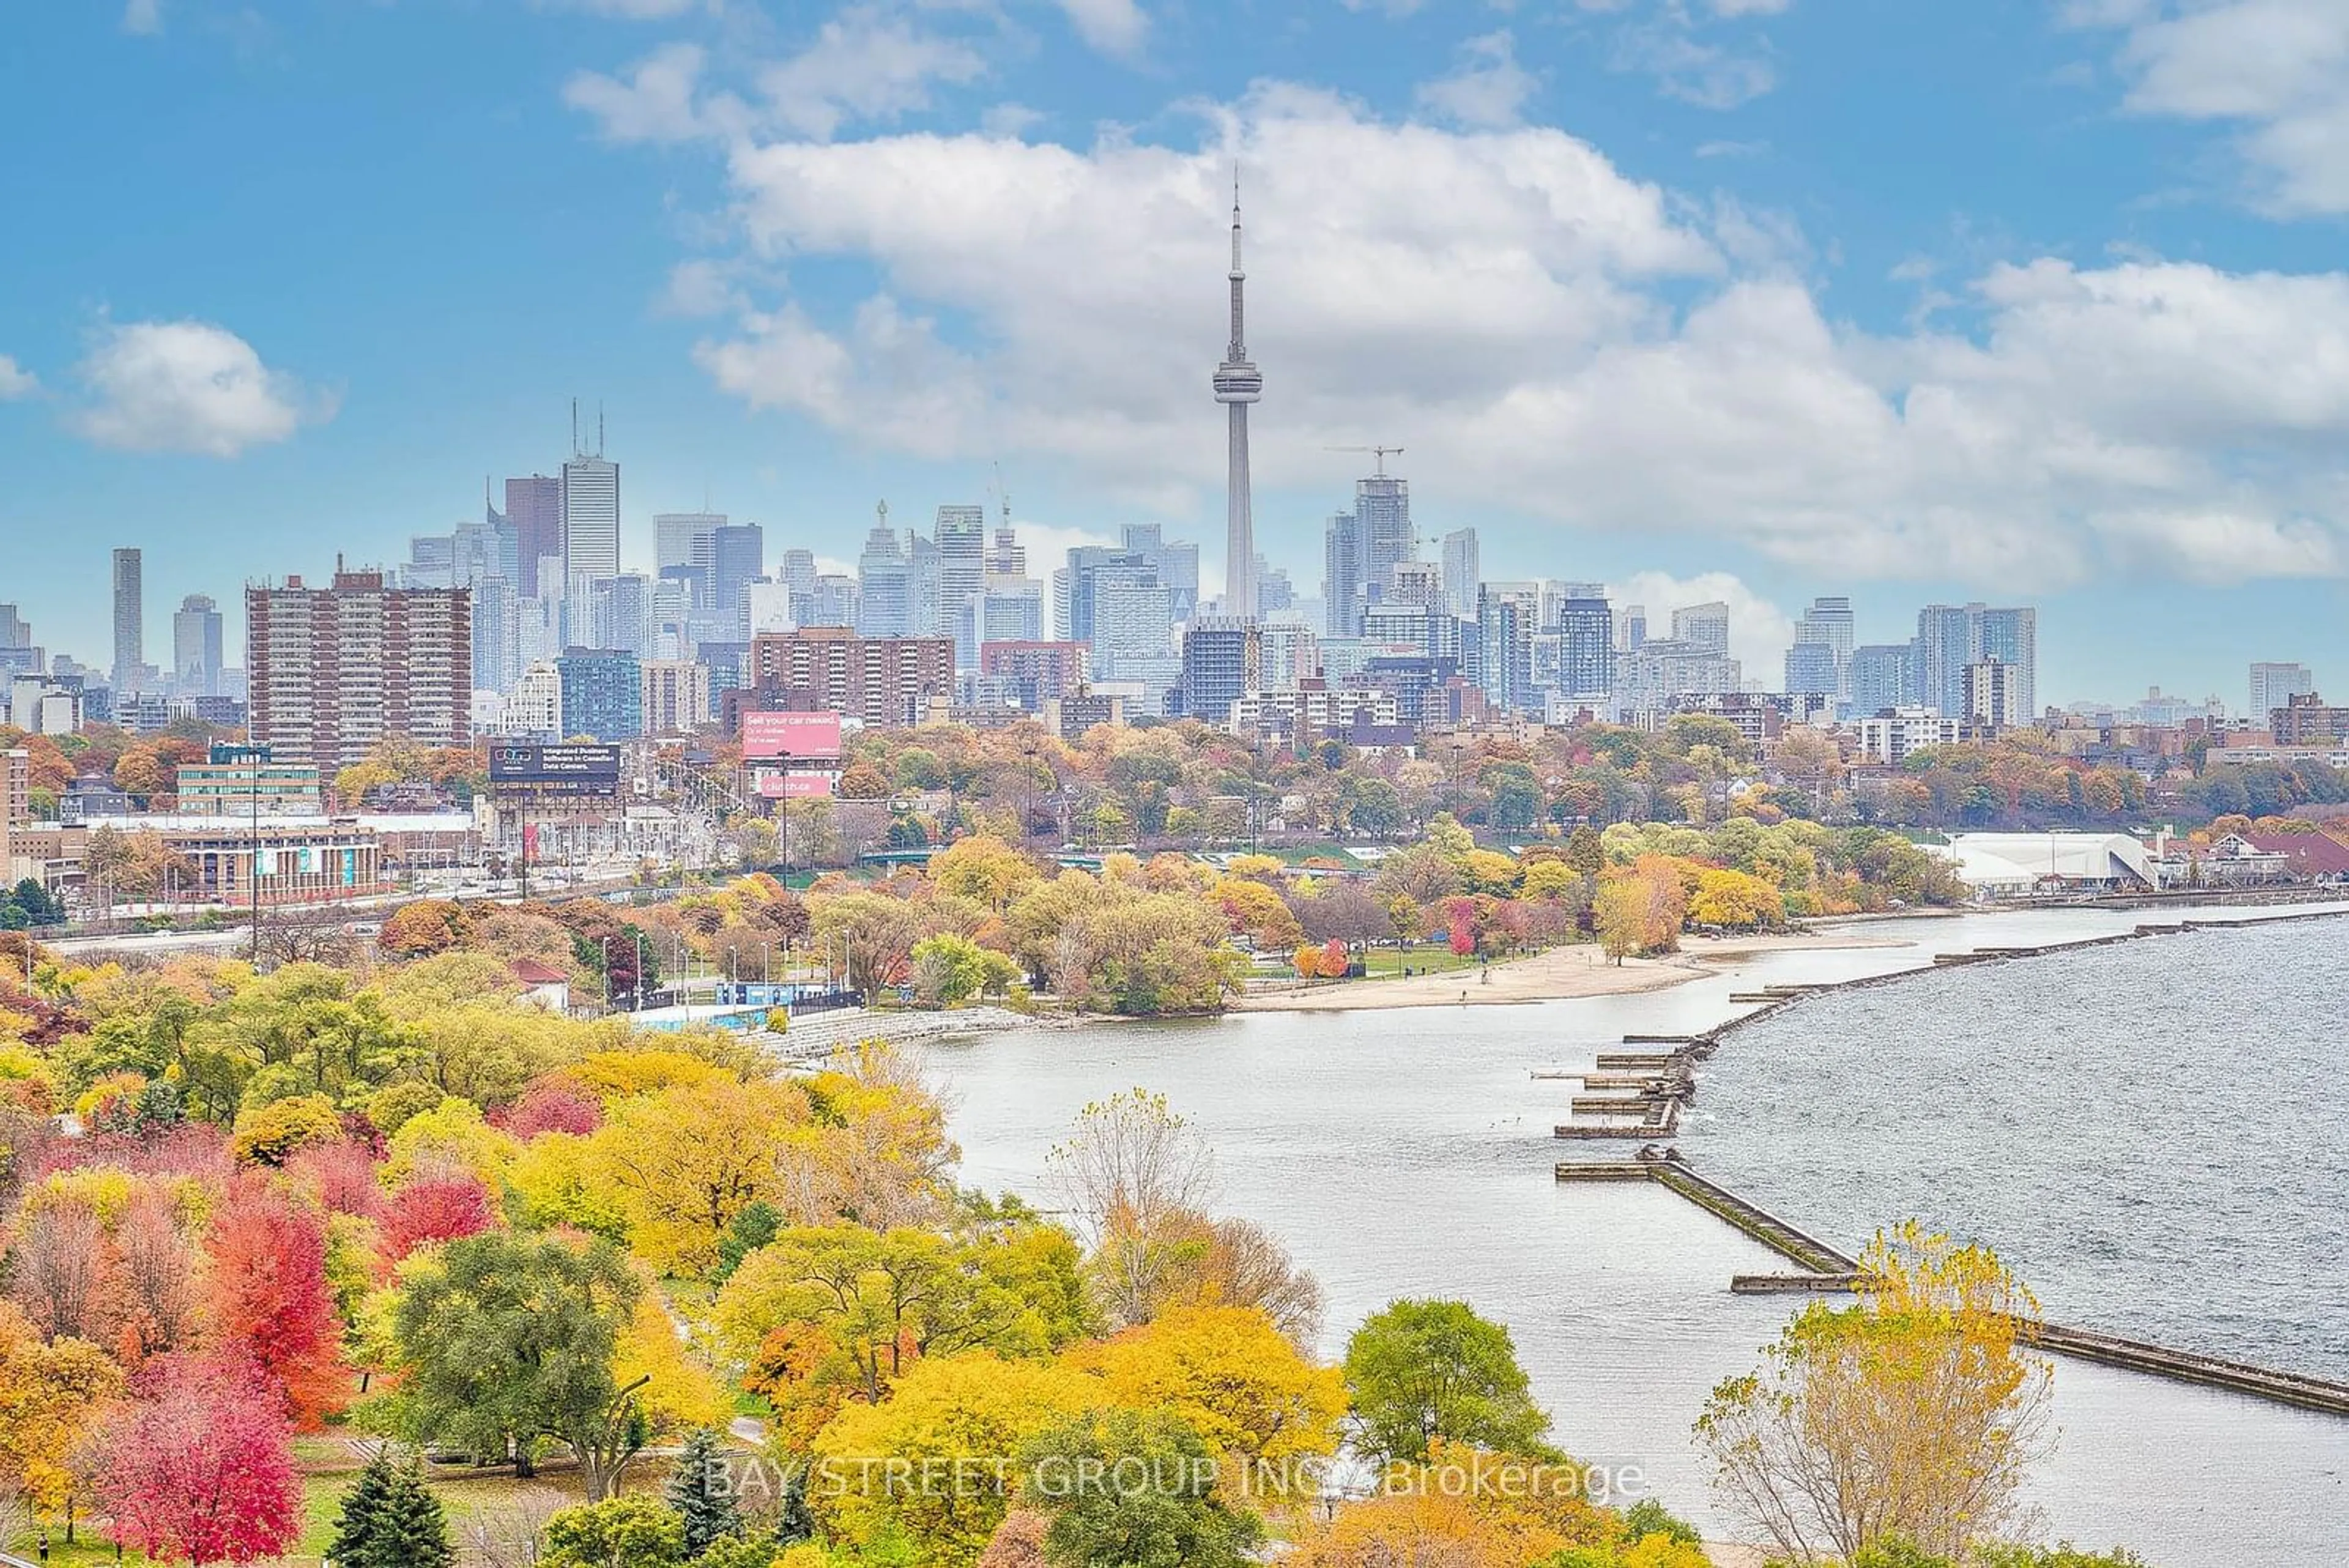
[
  {"x1": 756, "y1": 770, "x2": 837, "y2": 800},
  {"x1": 741, "y1": 710, "x2": 844, "y2": 760}
]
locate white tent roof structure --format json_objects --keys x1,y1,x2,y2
[{"x1": 1939, "y1": 833, "x2": 2155, "y2": 891}]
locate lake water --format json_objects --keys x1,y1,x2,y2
[{"x1": 918, "y1": 905, "x2": 2349, "y2": 1566}]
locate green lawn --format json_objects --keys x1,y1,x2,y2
[{"x1": 1359, "y1": 943, "x2": 1480, "y2": 978}]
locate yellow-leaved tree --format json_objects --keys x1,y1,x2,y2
[
  {"x1": 1071, "y1": 1304, "x2": 1345, "y2": 1479},
  {"x1": 1694, "y1": 1220, "x2": 2055, "y2": 1563},
  {"x1": 588, "y1": 1074, "x2": 811, "y2": 1274},
  {"x1": 809, "y1": 1352, "x2": 1097, "y2": 1568}
]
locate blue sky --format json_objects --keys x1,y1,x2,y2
[{"x1": 6, "y1": 0, "x2": 2349, "y2": 707}]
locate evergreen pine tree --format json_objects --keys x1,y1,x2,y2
[
  {"x1": 328, "y1": 1449, "x2": 453, "y2": 1568},
  {"x1": 374, "y1": 1457, "x2": 455, "y2": 1568},
  {"x1": 327, "y1": 1451, "x2": 395, "y2": 1568},
  {"x1": 664, "y1": 1429, "x2": 744, "y2": 1557}
]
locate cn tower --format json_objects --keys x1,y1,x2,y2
[{"x1": 1212, "y1": 171, "x2": 1262, "y2": 620}]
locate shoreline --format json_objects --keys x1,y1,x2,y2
[{"x1": 1230, "y1": 927, "x2": 1912, "y2": 1013}]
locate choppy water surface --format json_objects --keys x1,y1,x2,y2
[
  {"x1": 1687, "y1": 918, "x2": 2349, "y2": 1383},
  {"x1": 918, "y1": 905, "x2": 2349, "y2": 1565}
]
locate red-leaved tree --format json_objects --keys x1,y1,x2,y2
[
  {"x1": 285, "y1": 1139, "x2": 388, "y2": 1219},
  {"x1": 202, "y1": 1180, "x2": 347, "y2": 1427},
  {"x1": 493, "y1": 1082, "x2": 602, "y2": 1139},
  {"x1": 380, "y1": 1171, "x2": 497, "y2": 1261},
  {"x1": 85, "y1": 1356, "x2": 302, "y2": 1567}
]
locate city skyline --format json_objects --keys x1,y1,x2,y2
[{"x1": 10, "y1": 5, "x2": 2349, "y2": 700}]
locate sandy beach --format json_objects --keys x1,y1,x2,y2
[{"x1": 1231, "y1": 928, "x2": 1912, "y2": 1012}]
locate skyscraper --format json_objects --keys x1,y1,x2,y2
[
  {"x1": 247, "y1": 567, "x2": 472, "y2": 771},
  {"x1": 1556, "y1": 589, "x2": 1614, "y2": 704},
  {"x1": 561, "y1": 411, "x2": 620, "y2": 595},
  {"x1": 935, "y1": 505, "x2": 987, "y2": 667},
  {"x1": 1671, "y1": 601, "x2": 1731, "y2": 654},
  {"x1": 173, "y1": 594, "x2": 223, "y2": 697},
  {"x1": 1791, "y1": 595, "x2": 1855, "y2": 704},
  {"x1": 506, "y1": 475, "x2": 563, "y2": 598},
  {"x1": 1357, "y1": 470, "x2": 1412, "y2": 605},
  {"x1": 1441, "y1": 529, "x2": 1480, "y2": 621},
  {"x1": 1915, "y1": 603, "x2": 2036, "y2": 719},
  {"x1": 857, "y1": 508, "x2": 912, "y2": 637},
  {"x1": 2251, "y1": 662, "x2": 2315, "y2": 723},
  {"x1": 1213, "y1": 178, "x2": 1263, "y2": 619},
  {"x1": 656, "y1": 511, "x2": 726, "y2": 574},
  {"x1": 1849, "y1": 644, "x2": 1917, "y2": 715},
  {"x1": 708, "y1": 523, "x2": 765, "y2": 617},
  {"x1": 1324, "y1": 511, "x2": 1364, "y2": 637},
  {"x1": 111, "y1": 546, "x2": 143, "y2": 692}
]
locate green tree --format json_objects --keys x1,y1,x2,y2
[
  {"x1": 1020, "y1": 1408, "x2": 1261, "y2": 1568},
  {"x1": 543, "y1": 1496, "x2": 685, "y2": 1568},
  {"x1": 911, "y1": 932, "x2": 990, "y2": 1006},
  {"x1": 386, "y1": 1232, "x2": 651, "y2": 1499},
  {"x1": 1341, "y1": 1298, "x2": 1556, "y2": 1465},
  {"x1": 712, "y1": 1200, "x2": 782, "y2": 1284},
  {"x1": 326, "y1": 1449, "x2": 453, "y2": 1568},
  {"x1": 664, "y1": 1429, "x2": 744, "y2": 1558}
]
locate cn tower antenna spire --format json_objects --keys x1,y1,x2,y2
[{"x1": 1214, "y1": 162, "x2": 1262, "y2": 620}]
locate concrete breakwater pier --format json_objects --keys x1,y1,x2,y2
[
  {"x1": 1545, "y1": 905, "x2": 2349, "y2": 1419},
  {"x1": 1554, "y1": 1153, "x2": 2349, "y2": 1417},
  {"x1": 1548, "y1": 906, "x2": 2349, "y2": 1143}
]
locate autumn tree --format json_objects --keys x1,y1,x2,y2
[
  {"x1": 589, "y1": 1074, "x2": 812, "y2": 1274},
  {"x1": 0, "y1": 1302, "x2": 121, "y2": 1523},
  {"x1": 204, "y1": 1180, "x2": 348, "y2": 1427},
  {"x1": 715, "y1": 1221, "x2": 1088, "y2": 1413},
  {"x1": 1047, "y1": 1090, "x2": 1219, "y2": 1328},
  {"x1": 1694, "y1": 1222, "x2": 2056, "y2": 1563},
  {"x1": 381, "y1": 1171, "x2": 499, "y2": 1261},
  {"x1": 387, "y1": 1231, "x2": 654, "y2": 1499},
  {"x1": 379, "y1": 899, "x2": 478, "y2": 957},
  {"x1": 85, "y1": 1357, "x2": 303, "y2": 1568},
  {"x1": 1074, "y1": 1304, "x2": 1345, "y2": 1475},
  {"x1": 930, "y1": 835, "x2": 1043, "y2": 911},
  {"x1": 1020, "y1": 1408, "x2": 1261, "y2": 1568},
  {"x1": 810, "y1": 1353, "x2": 1097, "y2": 1568},
  {"x1": 1343, "y1": 1299, "x2": 1556, "y2": 1466},
  {"x1": 7, "y1": 1197, "x2": 104, "y2": 1341},
  {"x1": 543, "y1": 1496, "x2": 685, "y2": 1568}
]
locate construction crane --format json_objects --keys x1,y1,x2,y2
[{"x1": 1326, "y1": 444, "x2": 1405, "y2": 477}]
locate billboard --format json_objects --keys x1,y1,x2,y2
[
  {"x1": 741, "y1": 710, "x2": 844, "y2": 760},
  {"x1": 489, "y1": 743, "x2": 623, "y2": 797},
  {"x1": 756, "y1": 770, "x2": 836, "y2": 800}
]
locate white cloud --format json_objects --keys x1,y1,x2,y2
[
  {"x1": 1614, "y1": 22, "x2": 1777, "y2": 109},
  {"x1": 651, "y1": 84, "x2": 2349, "y2": 592},
  {"x1": 1053, "y1": 0, "x2": 1149, "y2": 58},
  {"x1": 566, "y1": 7, "x2": 989, "y2": 146},
  {"x1": 2085, "y1": 0, "x2": 2349, "y2": 214},
  {"x1": 565, "y1": 42, "x2": 711, "y2": 144},
  {"x1": 0, "y1": 355, "x2": 37, "y2": 400},
  {"x1": 122, "y1": 0, "x2": 162, "y2": 35},
  {"x1": 1576, "y1": 0, "x2": 1786, "y2": 108},
  {"x1": 759, "y1": 8, "x2": 987, "y2": 139},
  {"x1": 72, "y1": 319, "x2": 329, "y2": 457},
  {"x1": 544, "y1": 0, "x2": 707, "y2": 17},
  {"x1": 1416, "y1": 31, "x2": 1540, "y2": 130}
]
